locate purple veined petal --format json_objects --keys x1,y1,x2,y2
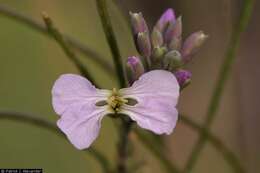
[
  {"x1": 120, "y1": 70, "x2": 180, "y2": 135},
  {"x1": 155, "y1": 8, "x2": 176, "y2": 32},
  {"x1": 52, "y1": 74, "x2": 110, "y2": 149}
]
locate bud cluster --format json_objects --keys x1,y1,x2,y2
[{"x1": 126, "y1": 9, "x2": 208, "y2": 89}]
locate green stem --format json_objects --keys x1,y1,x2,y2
[
  {"x1": 134, "y1": 114, "x2": 244, "y2": 173},
  {"x1": 96, "y1": 0, "x2": 130, "y2": 172},
  {"x1": 134, "y1": 129, "x2": 181, "y2": 173},
  {"x1": 42, "y1": 12, "x2": 96, "y2": 85},
  {"x1": 180, "y1": 115, "x2": 245, "y2": 173},
  {"x1": 96, "y1": 0, "x2": 126, "y2": 88},
  {"x1": 116, "y1": 118, "x2": 132, "y2": 173},
  {"x1": 0, "y1": 4, "x2": 113, "y2": 73},
  {"x1": 184, "y1": 0, "x2": 254, "y2": 172},
  {"x1": 0, "y1": 111, "x2": 111, "y2": 173}
]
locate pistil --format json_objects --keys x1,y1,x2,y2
[{"x1": 107, "y1": 88, "x2": 128, "y2": 112}]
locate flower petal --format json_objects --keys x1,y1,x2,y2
[
  {"x1": 57, "y1": 108, "x2": 106, "y2": 149},
  {"x1": 120, "y1": 70, "x2": 179, "y2": 135},
  {"x1": 52, "y1": 74, "x2": 109, "y2": 149}
]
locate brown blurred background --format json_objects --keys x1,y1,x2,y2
[{"x1": 0, "y1": 0, "x2": 259, "y2": 173}]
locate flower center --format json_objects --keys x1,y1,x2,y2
[{"x1": 107, "y1": 88, "x2": 128, "y2": 113}]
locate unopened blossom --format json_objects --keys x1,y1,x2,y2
[
  {"x1": 174, "y1": 69, "x2": 192, "y2": 89},
  {"x1": 52, "y1": 70, "x2": 179, "y2": 150},
  {"x1": 126, "y1": 56, "x2": 144, "y2": 85},
  {"x1": 129, "y1": 8, "x2": 208, "y2": 88},
  {"x1": 181, "y1": 31, "x2": 208, "y2": 63},
  {"x1": 129, "y1": 12, "x2": 148, "y2": 36},
  {"x1": 137, "y1": 32, "x2": 152, "y2": 58},
  {"x1": 164, "y1": 16, "x2": 182, "y2": 45},
  {"x1": 154, "y1": 8, "x2": 176, "y2": 32}
]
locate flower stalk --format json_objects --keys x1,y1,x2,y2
[
  {"x1": 0, "y1": 4, "x2": 113, "y2": 73},
  {"x1": 96, "y1": 1, "x2": 130, "y2": 172},
  {"x1": 96, "y1": 0, "x2": 126, "y2": 88},
  {"x1": 42, "y1": 12, "x2": 96, "y2": 85},
  {"x1": 184, "y1": 0, "x2": 255, "y2": 172},
  {"x1": 117, "y1": 117, "x2": 132, "y2": 173},
  {"x1": 0, "y1": 111, "x2": 111, "y2": 173},
  {"x1": 0, "y1": 111, "x2": 243, "y2": 173}
]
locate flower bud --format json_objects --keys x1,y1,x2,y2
[
  {"x1": 151, "y1": 28, "x2": 164, "y2": 48},
  {"x1": 163, "y1": 50, "x2": 183, "y2": 71},
  {"x1": 181, "y1": 31, "x2": 208, "y2": 63},
  {"x1": 164, "y1": 16, "x2": 182, "y2": 45},
  {"x1": 169, "y1": 37, "x2": 182, "y2": 50},
  {"x1": 126, "y1": 56, "x2": 145, "y2": 85},
  {"x1": 174, "y1": 69, "x2": 192, "y2": 89},
  {"x1": 137, "y1": 32, "x2": 152, "y2": 58},
  {"x1": 152, "y1": 46, "x2": 167, "y2": 63},
  {"x1": 155, "y1": 8, "x2": 176, "y2": 32},
  {"x1": 129, "y1": 12, "x2": 148, "y2": 35}
]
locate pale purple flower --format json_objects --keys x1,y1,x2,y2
[{"x1": 52, "y1": 70, "x2": 179, "y2": 150}]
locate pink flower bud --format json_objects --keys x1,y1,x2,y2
[
  {"x1": 151, "y1": 28, "x2": 164, "y2": 48},
  {"x1": 174, "y1": 69, "x2": 192, "y2": 89},
  {"x1": 181, "y1": 31, "x2": 208, "y2": 63},
  {"x1": 163, "y1": 50, "x2": 183, "y2": 71},
  {"x1": 129, "y1": 12, "x2": 149, "y2": 35},
  {"x1": 152, "y1": 46, "x2": 167, "y2": 66},
  {"x1": 169, "y1": 37, "x2": 182, "y2": 51},
  {"x1": 126, "y1": 56, "x2": 145, "y2": 84},
  {"x1": 164, "y1": 16, "x2": 182, "y2": 45},
  {"x1": 137, "y1": 32, "x2": 152, "y2": 58},
  {"x1": 155, "y1": 8, "x2": 176, "y2": 32}
]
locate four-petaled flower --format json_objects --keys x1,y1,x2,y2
[{"x1": 52, "y1": 70, "x2": 179, "y2": 149}]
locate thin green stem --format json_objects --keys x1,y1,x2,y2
[
  {"x1": 134, "y1": 129, "x2": 181, "y2": 173},
  {"x1": 184, "y1": 0, "x2": 254, "y2": 172},
  {"x1": 180, "y1": 115, "x2": 245, "y2": 173},
  {"x1": 0, "y1": 4, "x2": 113, "y2": 73},
  {"x1": 96, "y1": 1, "x2": 130, "y2": 172},
  {"x1": 116, "y1": 118, "x2": 132, "y2": 173},
  {"x1": 42, "y1": 12, "x2": 96, "y2": 85},
  {"x1": 134, "y1": 114, "x2": 244, "y2": 173},
  {"x1": 96, "y1": 0, "x2": 126, "y2": 88},
  {"x1": 0, "y1": 111, "x2": 111, "y2": 173}
]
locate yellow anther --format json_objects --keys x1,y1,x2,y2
[{"x1": 106, "y1": 88, "x2": 128, "y2": 112}]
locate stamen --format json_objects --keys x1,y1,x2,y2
[{"x1": 106, "y1": 88, "x2": 128, "y2": 112}]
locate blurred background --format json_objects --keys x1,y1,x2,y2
[{"x1": 0, "y1": 0, "x2": 259, "y2": 172}]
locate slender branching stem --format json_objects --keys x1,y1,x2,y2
[
  {"x1": 42, "y1": 12, "x2": 97, "y2": 85},
  {"x1": 180, "y1": 115, "x2": 245, "y2": 173},
  {"x1": 0, "y1": 109, "x2": 243, "y2": 173},
  {"x1": 184, "y1": 0, "x2": 254, "y2": 172},
  {"x1": 133, "y1": 129, "x2": 181, "y2": 173},
  {"x1": 96, "y1": 0, "x2": 126, "y2": 88},
  {"x1": 96, "y1": 0, "x2": 130, "y2": 172},
  {"x1": 0, "y1": 111, "x2": 111, "y2": 173},
  {"x1": 117, "y1": 118, "x2": 132, "y2": 173},
  {"x1": 0, "y1": 4, "x2": 113, "y2": 73},
  {"x1": 133, "y1": 114, "x2": 245, "y2": 173}
]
